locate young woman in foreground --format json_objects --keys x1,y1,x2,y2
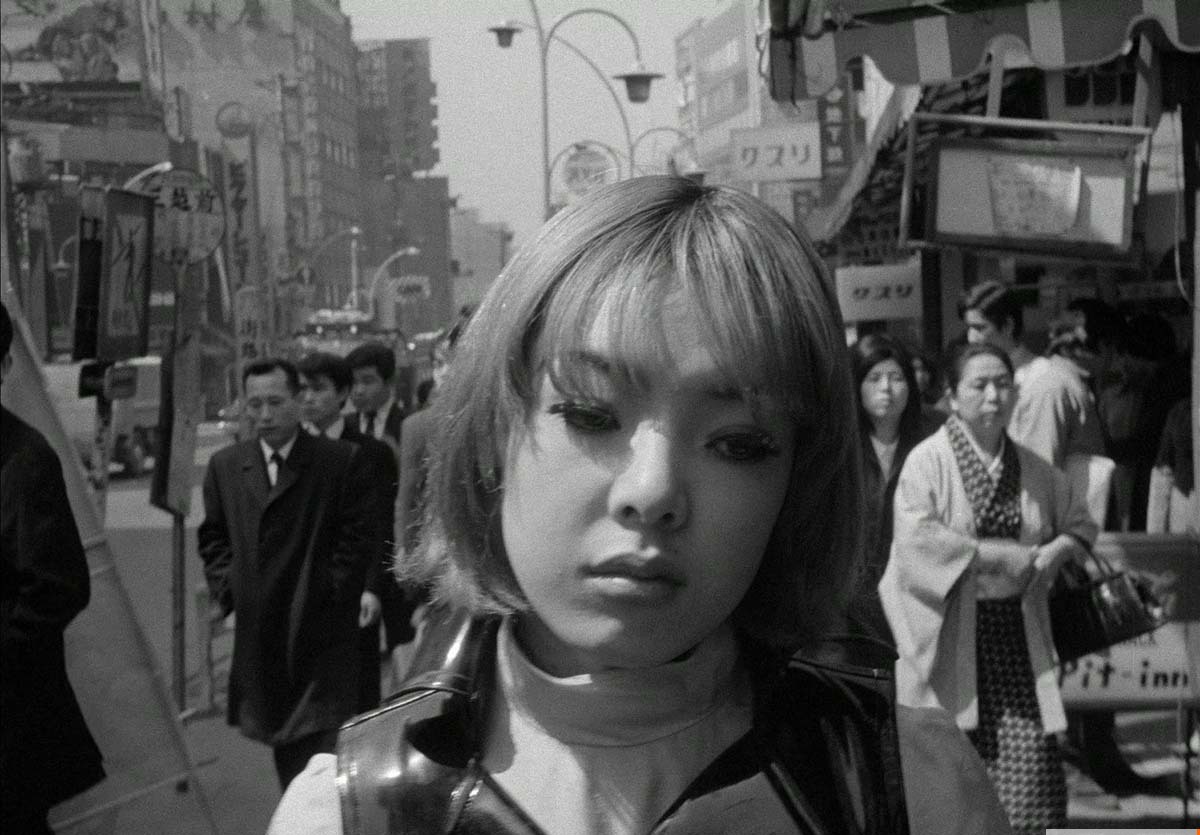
[{"x1": 270, "y1": 177, "x2": 1011, "y2": 835}]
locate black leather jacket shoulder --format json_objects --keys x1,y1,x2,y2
[{"x1": 337, "y1": 610, "x2": 908, "y2": 835}]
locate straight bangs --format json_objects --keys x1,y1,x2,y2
[
  {"x1": 533, "y1": 193, "x2": 823, "y2": 432},
  {"x1": 408, "y1": 177, "x2": 864, "y2": 645}
]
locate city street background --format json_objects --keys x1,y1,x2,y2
[{"x1": 96, "y1": 422, "x2": 1197, "y2": 834}]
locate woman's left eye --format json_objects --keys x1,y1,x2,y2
[
  {"x1": 707, "y1": 431, "x2": 781, "y2": 462},
  {"x1": 547, "y1": 401, "x2": 619, "y2": 432}
]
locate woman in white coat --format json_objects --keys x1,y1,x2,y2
[{"x1": 879, "y1": 341, "x2": 1096, "y2": 835}]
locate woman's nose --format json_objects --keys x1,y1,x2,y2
[{"x1": 609, "y1": 425, "x2": 688, "y2": 530}]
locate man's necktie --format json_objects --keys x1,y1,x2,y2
[
  {"x1": 269, "y1": 451, "x2": 284, "y2": 487},
  {"x1": 365, "y1": 411, "x2": 377, "y2": 437}
]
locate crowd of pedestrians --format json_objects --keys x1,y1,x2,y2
[{"x1": 4, "y1": 176, "x2": 1193, "y2": 834}]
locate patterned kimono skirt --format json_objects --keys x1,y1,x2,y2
[{"x1": 967, "y1": 597, "x2": 1067, "y2": 834}]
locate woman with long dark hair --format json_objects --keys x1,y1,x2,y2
[{"x1": 851, "y1": 338, "x2": 934, "y2": 574}]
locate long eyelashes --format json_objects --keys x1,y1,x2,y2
[
  {"x1": 548, "y1": 401, "x2": 782, "y2": 463},
  {"x1": 547, "y1": 401, "x2": 618, "y2": 432},
  {"x1": 706, "y1": 432, "x2": 782, "y2": 462}
]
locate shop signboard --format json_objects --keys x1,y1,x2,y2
[
  {"x1": 95, "y1": 189, "x2": 155, "y2": 362},
  {"x1": 72, "y1": 187, "x2": 105, "y2": 360},
  {"x1": 926, "y1": 137, "x2": 1140, "y2": 260},
  {"x1": 731, "y1": 124, "x2": 821, "y2": 183},
  {"x1": 835, "y1": 257, "x2": 921, "y2": 322},
  {"x1": 562, "y1": 147, "x2": 614, "y2": 197},
  {"x1": 1060, "y1": 622, "x2": 1199, "y2": 709}
]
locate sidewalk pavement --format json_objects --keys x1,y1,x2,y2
[
  {"x1": 1064, "y1": 710, "x2": 1199, "y2": 830},
  {"x1": 179, "y1": 649, "x2": 1196, "y2": 835}
]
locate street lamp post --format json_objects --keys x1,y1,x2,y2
[
  {"x1": 299, "y1": 224, "x2": 362, "y2": 306},
  {"x1": 364, "y1": 245, "x2": 421, "y2": 323},
  {"x1": 490, "y1": 3, "x2": 663, "y2": 219},
  {"x1": 346, "y1": 227, "x2": 362, "y2": 311}
]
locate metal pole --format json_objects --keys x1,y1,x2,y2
[
  {"x1": 247, "y1": 124, "x2": 272, "y2": 352},
  {"x1": 171, "y1": 511, "x2": 187, "y2": 713},
  {"x1": 92, "y1": 389, "x2": 112, "y2": 521},
  {"x1": 349, "y1": 230, "x2": 360, "y2": 309}
]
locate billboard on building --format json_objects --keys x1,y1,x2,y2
[{"x1": 0, "y1": 0, "x2": 158, "y2": 86}]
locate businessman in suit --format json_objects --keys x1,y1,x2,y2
[
  {"x1": 1, "y1": 302, "x2": 104, "y2": 833},
  {"x1": 198, "y1": 358, "x2": 373, "y2": 789},
  {"x1": 345, "y1": 341, "x2": 405, "y2": 449},
  {"x1": 344, "y1": 342, "x2": 416, "y2": 654},
  {"x1": 298, "y1": 351, "x2": 399, "y2": 709}
]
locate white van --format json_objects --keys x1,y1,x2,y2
[{"x1": 42, "y1": 357, "x2": 161, "y2": 477}]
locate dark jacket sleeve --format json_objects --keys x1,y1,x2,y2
[
  {"x1": 395, "y1": 412, "x2": 428, "y2": 555},
  {"x1": 1, "y1": 441, "x2": 90, "y2": 656},
  {"x1": 331, "y1": 445, "x2": 377, "y2": 602},
  {"x1": 197, "y1": 459, "x2": 235, "y2": 616},
  {"x1": 361, "y1": 440, "x2": 399, "y2": 598}
]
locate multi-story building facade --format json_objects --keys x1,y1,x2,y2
[
  {"x1": 673, "y1": 0, "x2": 865, "y2": 235},
  {"x1": 449, "y1": 206, "x2": 513, "y2": 314},
  {"x1": 355, "y1": 38, "x2": 448, "y2": 335},
  {"x1": 158, "y1": 0, "x2": 362, "y2": 312}
]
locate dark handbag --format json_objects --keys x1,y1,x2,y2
[{"x1": 1048, "y1": 548, "x2": 1166, "y2": 663}]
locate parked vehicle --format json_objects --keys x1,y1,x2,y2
[{"x1": 42, "y1": 357, "x2": 162, "y2": 477}]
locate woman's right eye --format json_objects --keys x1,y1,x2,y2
[{"x1": 547, "y1": 401, "x2": 619, "y2": 432}]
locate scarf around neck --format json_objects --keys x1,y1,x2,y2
[{"x1": 944, "y1": 415, "x2": 1022, "y2": 539}]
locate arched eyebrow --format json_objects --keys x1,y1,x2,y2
[{"x1": 566, "y1": 349, "x2": 744, "y2": 402}]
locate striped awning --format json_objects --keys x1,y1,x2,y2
[{"x1": 770, "y1": 0, "x2": 1200, "y2": 101}]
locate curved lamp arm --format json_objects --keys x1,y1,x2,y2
[
  {"x1": 507, "y1": 17, "x2": 635, "y2": 178},
  {"x1": 365, "y1": 246, "x2": 420, "y2": 320},
  {"x1": 630, "y1": 126, "x2": 694, "y2": 175},
  {"x1": 544, "y1": 7, "x2": 645, "y2": 64},
  {"x1": 546, "y1": 30, "x2": 634, "y2": 176}
]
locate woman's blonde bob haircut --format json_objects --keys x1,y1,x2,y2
[{"x1": 405, "y1": 176, "x2": 865, "y2": 649}]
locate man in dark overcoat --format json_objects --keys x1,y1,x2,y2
[
  {"x1": 198, "y1": 357, "x2": 373, "y2": 789},
  {"x1": 0, "y1": 302, "x2": 104, "y2": 833}
]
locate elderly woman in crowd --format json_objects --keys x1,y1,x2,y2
[{"x1": 880, "y1": 341, "x2": 1096, "y2": 834}]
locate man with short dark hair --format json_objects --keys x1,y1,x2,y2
[
  {"x1": 297, "y1": 352, "x2": 400, "y2": 709},
  {"x1": 958, "y1": 280, "x2": 1043, "y2": 387},
  {"x1": 1, "y1": 302, "x2": 105, "y2": 833},
  {"x1": 198, "y1": 358, "x2": 373, "y2": 788},
  {"x1": 344, "y1": 342, "x2": 404, "y2": 445}
]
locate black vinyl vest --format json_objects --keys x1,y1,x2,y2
[{"x1": 336, "y1": 609, "x2": 909, "y2": 835}]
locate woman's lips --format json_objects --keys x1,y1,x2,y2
[{"x1": 584, "y1": 555, "x2": 684, "y2": 603}]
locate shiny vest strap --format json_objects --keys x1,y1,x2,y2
[{"x1": 337, "y1": 615, "x2": 908, "y2": 835}]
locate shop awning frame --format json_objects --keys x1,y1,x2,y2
[{"x1": 769, "y1": 0, "x2": 1200, "y2": 102}]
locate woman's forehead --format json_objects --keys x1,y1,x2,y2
[{"x1": 961, "y1": 354, "x2": 1010, "y2": 377}]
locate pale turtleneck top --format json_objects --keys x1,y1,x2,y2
[
  {"x1": 266, "y1": 620, "x2": 754, "y2": 835},
  {"x1": 484, "y1": 619, "x2": 754, "y2": 834}
]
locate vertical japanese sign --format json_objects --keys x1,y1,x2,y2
[
  {"x1": 72, "y1": 187, "x2": 105, "y2": 360},
  {"x1": 222, "y1": 152, "x2": 260, "y2": 289},
  {"x1": 834, "y1": 257, "x2": 923, "y2": 322},
  {"x1": 96, "y1": 189, "x2": 155, "y2": 361},
  {"x1": 234, "y1": 285, "x2": 265, "y2": 367},
  {"x1": 730, "y1": 124, "x2": 821, "y2": 182},
  {"x1": 817, "y1": 85, "x2": 864, "y2": 182}
]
